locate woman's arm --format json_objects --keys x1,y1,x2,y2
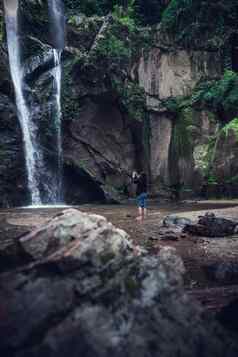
[{"x1": 132, "y1": 171, "x2": 139, "y2": 183}]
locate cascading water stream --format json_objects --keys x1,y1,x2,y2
[
  {"x1": 4, "y1": 0, "x2": 42, "y2": 205},
  {"x1": 4, "y1": 0, "x2": 65, "y2": 206},
  {"x1": 48, "y1": 0, "x2": 65, "y2": 203},
  {"x1": 51, "y1": 49, "x2": 63, "y2": 202}
]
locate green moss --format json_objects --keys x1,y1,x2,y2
[
  {"x1": 113, "y1": 78, "x2": 146, "y2": 121},
  {"x1": 62, "y1": 58, "x2": 83, "y2": 121},
  {"x1": 172, "y1": 108, "x2": 193, "y2": 159},
  {"x1": 225, "y1": 175, "x2": 238, "y2": 184},
  {"x1": 143, "y1": 111, "x2": 151, "y2": 169},
  {"x1": 207, "y1": 174, "x2": 218, "y2": 185},
  {"x1": 221, "y1": 117, "x2": 238, "y2": 140}
]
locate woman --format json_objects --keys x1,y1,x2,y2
[{"x1": 132, "y1": 171, "x2": 148, "y2": 221}]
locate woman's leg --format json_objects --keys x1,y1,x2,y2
[
  {"x1": 143, "y1": 208, "x2": 147, "y2": 219},
  {"x1": 136, "y1": 194, "x2": 143, "y2": 220},
  {"x1": 142, "y1": 193, "x2": 148, "y2": 219}
]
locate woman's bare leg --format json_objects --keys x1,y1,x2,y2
[
  {"x1": 143, "y1": 208, "x2": 147, "y2": 219},
  {"x1": 136, "y1": 207, "x2": 143, "y2": 221}
]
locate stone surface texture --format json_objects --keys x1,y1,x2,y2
[{"x1": 0, "y1": 208, "x2": 238, "y2": 357}]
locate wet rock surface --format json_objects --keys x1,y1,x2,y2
[
  {"x1": 1, "y1": 208, "x2": 238, "y2": 357},
  {"x1": 183, "y1": 213, "x2": 238, "y2": 237},
  {"x1": 206, "y1": 261, "x2": 238, "y2": 284},
  {"x1": 0, "y1": 45, "x2": 27, "y2": 207}
]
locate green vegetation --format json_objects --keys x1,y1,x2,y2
[
  {"x1": 64, "y1": 0, "x2": 110, "y2": 16},
  {"x1": 172, "y1": 107, "x2": 193, "y2": 159},
  {"x1": 191, "y1": 70, "x2": 238, "y2": 120},
  {"x1": 64, "y1": 0, "x2": 166, "y2": 25},
  {"x1": 62, "y1": 58, "x2": 83, "y2": 121},
  {"x1": 113, "y1": 79, "x2": 146, "y2": 121},
  {"x1": 161, "y1": 71, "x2": 238, "y2": 125},
  {"x1": 94, "y1": 32, "x2": 131, "y2": 62},
  {"x1": 221, "y1": 117, "x2": 238, "y2": 140},
  {"x1": 133, "y1": 0, "x2": 166, "y2": 25},
  {"x1": 161, "y1": 0, "x2": 238, "y2": 49},
  {"x1": 225, "y1": 174, "x2": 238, "y2": 184},
  {"x1": 65, "y1": 11, "x2": 148, "y2": 122},
  {"x1": 206, "y1": 174, "x2": 218, "y2": 185}
]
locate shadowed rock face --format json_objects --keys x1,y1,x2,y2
[
  {"x1": 0, "y1": 209, "x2": 238, "y2": 357},
  {"x1": 63, "y1": 96, "x2": 136, "y2": 204}
]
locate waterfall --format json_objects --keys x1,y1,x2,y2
[
  {"x1": 4, "y1": 0, "x2": 42, "y2": 205},
  {"x1": 4, "y1": 0, "x2": 65, "y2": 206},
  {"x1": 48, "y1": 0, "x2": 65, "y2": 203},
  {"x1": 51, "y1": 49, "x2": 63, "y2": 202}
]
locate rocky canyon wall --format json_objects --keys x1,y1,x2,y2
[
  {"x1": 137, "y1": 42, "x2": 222, "y2": 195},
  {"x1": 0, "y1": 2, "x2": 237, "y2": 206}
]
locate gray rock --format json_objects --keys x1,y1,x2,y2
[
  {"x1": 184, "y1": 213, "x2": 238, "y2": 237},
  {"x1": 163, "y1": 215, "x2": 192, "y2": 228},
  {"x1": 206, "y1": 261, "x2": 238, "y2": 283},
  {"x1": 63, "y1": 97, "x2": 136, "y2": 204},
  {"x1": 0, "y1": 209, "x2": 238, "y2": 357},
  {"x1": 19, "y1": 208, "x2": 132, "y2": 260}
]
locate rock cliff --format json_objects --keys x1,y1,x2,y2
[{"x1": 0, "y1": 1, "x2": 238, "y2": 205}]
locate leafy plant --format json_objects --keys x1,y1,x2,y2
[
  {"x1": 191, "y1": 70, "x2": 238, "y2": 119},
  {"x1": 95, "y1": 33, "x2": 131, "y2": 61},
  {"x1": 161, "y1": 0, "x2": 238, "y2": 52},
  {"x1": 207, "y1": 174, "x2": 218, "y2": 185},
  {"x1": 221, "y1": 117, "x2": 238, "y2": 139}
]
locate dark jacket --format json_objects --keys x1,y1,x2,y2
[{"x1": 133, "y1": 174, "x2": 147, "y2": 196}]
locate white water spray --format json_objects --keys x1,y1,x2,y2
[
  {"x1": 52, "y1": 49, "x2": 63, "y2": 202},
  {"x1": 4, "y1": 0, "x2": 42, "y2": 205},
  {"x1": 4, "y1": 0, "x2": 65, "y2": 206},
  {"x1": 48, "y1": 0, "x2": 65, "y2": 203}
]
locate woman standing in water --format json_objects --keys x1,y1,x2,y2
[{"x1": 132, "y1": 171, "x2": 148, "y2": 221}]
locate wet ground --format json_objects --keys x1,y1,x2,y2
[{"x1": 1, "y1": 200, "x2": 238, "y2": 291}]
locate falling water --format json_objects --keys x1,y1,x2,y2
[
  {"x1": 52, "y1": 49, "x2": 63, "y2": 202},
  {"x1": 4, "y1": 0, "x2": 65, "y2": 205},
  {"x1": 48, "y1": 0, "x2": 65, "y2": 203},
  {"x1": 4, "y1": 0, "x2": 42, "y2": 205}
]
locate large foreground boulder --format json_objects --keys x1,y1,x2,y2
[{"x1": 0, "y1": 209, "x2": 237, "y2": 357}]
